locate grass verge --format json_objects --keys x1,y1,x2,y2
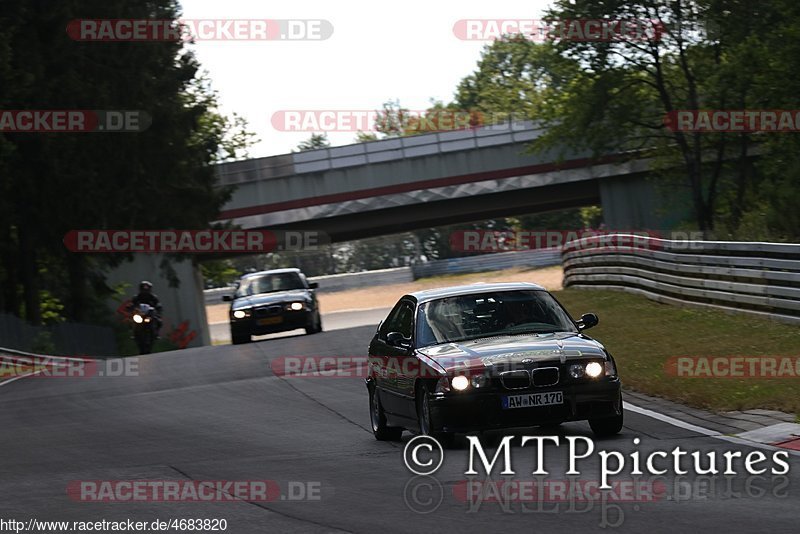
[{"x1": 555, "y1": 289, "x2": 800, "y2": 417}]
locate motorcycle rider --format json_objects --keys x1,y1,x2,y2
[{"x1": 130, "y1": 281, "x2": 163, "y2": 338}]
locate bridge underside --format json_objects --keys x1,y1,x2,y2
[{"x1": 269, "y1": 178, "x2": 603, "y2": 242}]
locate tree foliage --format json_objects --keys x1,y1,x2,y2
[{"x1": 0, "y1": 0, "x2": 253, "y2": 324}]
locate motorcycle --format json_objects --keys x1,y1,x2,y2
[{"x1": 131, "y1": 303, "x2": 158, "y2": 354}]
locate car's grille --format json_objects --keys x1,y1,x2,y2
[
  {"x1": 500, "y1": 370, "x2": 530, "y2": 390},
  {"x1": 532, "y1": 367, "x2": 560, "y2": 387},
  {"x1": 255, "y1": 305, "x2": 282, "y2": 317}
]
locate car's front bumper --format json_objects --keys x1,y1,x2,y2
[
  {"x1": 230, "y1": 310, "x2": 312, "y2": 336},
  {"x1": 429, "y1": 378, "x2": 621, "y2": 433}
]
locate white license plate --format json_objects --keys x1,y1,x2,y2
[{"x1": 502, "y1": 391, "x2": 563, "y2": 409}]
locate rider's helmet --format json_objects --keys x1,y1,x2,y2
[{"x1": 139, "y1": 281, "x2": 153, "y2": 293}]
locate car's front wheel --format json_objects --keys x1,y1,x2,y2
[
  {"x1": 305, "y1": 311, "x2": 322, "y2": 335},
  {"x1": 369, "y1": 385, "x2": 402, "y2": 441},
  {"x1": 416, "y1": 383, "x2": 455, "y2": 447},
  {"x1": 589, "y1": 394, "x2": 624, "y2": 437}
]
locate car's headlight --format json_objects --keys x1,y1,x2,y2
[
  {"x1": 569, "y1": 363, "x2": 585, "y2": 378},
  {"x1": 471, "y1": 374, "x2": 489, "y2": 388},
  {"x1": 132, "y1": 314, "x2": 143, "y2": 324},
  {"x1": 232, "y1": 310, "x2": 248, "y2": 319},
  {"x1": 585, "y1": 361, "x2": 604, "y2": 378},
  {"x1": 289, "y1": 302, "x2": 304, "y2": 311},
  {"x1": 451, "y1": 375, "x2": 470, "y2": 391}
]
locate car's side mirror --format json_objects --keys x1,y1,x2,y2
[
  {"x1": 577, "y1": 313, "x2": 599, "y2": 330},
  {"x1": 308, "y1": 282, "x2": 319, "y2": 289},
  {"x1": 386, "y1": 331, "x2": 411, "y2": 348},
  {"x1": 222, "y1": 295, "x2": 233, "y2": 302}
]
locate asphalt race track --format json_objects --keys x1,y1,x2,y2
[{"x1": 1, "y1": 325, "x2": 797, "y2": 533}]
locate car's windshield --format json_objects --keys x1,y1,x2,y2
[
  {"x1": 235, "y1": 273, "x2": 305, "y2": 297},
  {"x1": 416, "y1": 290, "x2": 577, "y2": 346}
]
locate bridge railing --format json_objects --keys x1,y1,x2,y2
[
  {"x1": 561, "y1": 234, "x2": 800, "y2": 324},
  {"x1": 216, "y1": 120, "x2": 545, "y2": 185}
]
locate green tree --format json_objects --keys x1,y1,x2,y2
[
  {"x1": 0, "y1": 0, "x2": 250, "y2": 324},
  {"x1": 295, "y1": 133, "x2": 330, "y2": 152}
]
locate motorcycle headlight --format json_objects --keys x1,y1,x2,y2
[
  {"x1": 133, "y1": 314, "x2": 143, "y2": 324},
  {"x1": 232, "y1": 310, "x2": 247, "y2": 319}
]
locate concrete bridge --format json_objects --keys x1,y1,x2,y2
[{"x1": 214, "y1": 121, "x2": 686, "y2": 241}]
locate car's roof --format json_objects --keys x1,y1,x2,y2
[
  {"x1": 407, "y1": 282, "x2": 546, "y2": 303},
  {"x1": 241, "y1": 268, "x2": 302, "y2": 279}
]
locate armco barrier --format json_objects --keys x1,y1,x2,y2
[
  {"x1": 561, "y1": 235, "x2": 800, "y2": 324},
  {"x1": 411, "y1": 248, "x2": 562, "y2": 279},
  {"x1": 204, "y1": 267, "x2": 413, "y2": 304},
  {"x1": 0, "y1": 312, "x2": 117, "y2": 357}
]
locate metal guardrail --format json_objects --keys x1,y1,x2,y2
[
  {"x1": 0, "y1": 312, "x2": 117, "y2": 357},
  {"x1": 204, "y1": 267, "x2": 414, "y2": 305},
  {"x1": 203, "y1": 250, "x2": 564, "y2": 305},
  {"x1": 561, "y1": 235, "x2": 800, "y2": 324},
  {"x1": 411, "y1": 248, "x2": 562, "y2": 279},
  {"x1": 310, "y1": 267, "x2": 413, "y2": 292}
]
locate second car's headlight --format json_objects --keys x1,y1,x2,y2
[
  {"x1": 289, "y1": 302, "x2": 304, "y2": 311},
  {"x1": 232, "y1": 310, "x2": 247, "y2": 319},
  {"x1": 585, "y1": 361, "x2": 604, "y2": 378},
  {"x1": 451, "y1": 375, "x2": 470, "y2": 391}
]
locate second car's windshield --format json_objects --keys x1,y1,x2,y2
[
  {"x1": 236, "y1": 273, "x2": 305, "y2": 297},
  {"x1": 416, "y1": 290, "x2": 576, "y2": 346}
]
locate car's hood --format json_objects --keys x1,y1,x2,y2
[
  {"x1": 416, "y1": 332, "x2": 607, "y2": 373},
  {"x1": 233, "y1": 290, "x2": 310, "y2": 309}
]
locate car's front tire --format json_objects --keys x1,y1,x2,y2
[
  {"x1": 416, "y1": 383, "x2": 455, "y2": 448},
  {"x1": 369, "y1": 385, "x2": 402, "y2": 441},
  {"x1": 589, "y1": 394, "x2": 624, "y2": 437},
  {"x1": 305, "y1": 311, "x2": 322, "y2": 335}
]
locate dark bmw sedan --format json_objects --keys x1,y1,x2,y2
[
  {"x1": 366, "y1": 283, "x2": 622, "y2": 445},
  {"x1": 224, "y1": 268, "x2": 322, "y2": 344}
]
